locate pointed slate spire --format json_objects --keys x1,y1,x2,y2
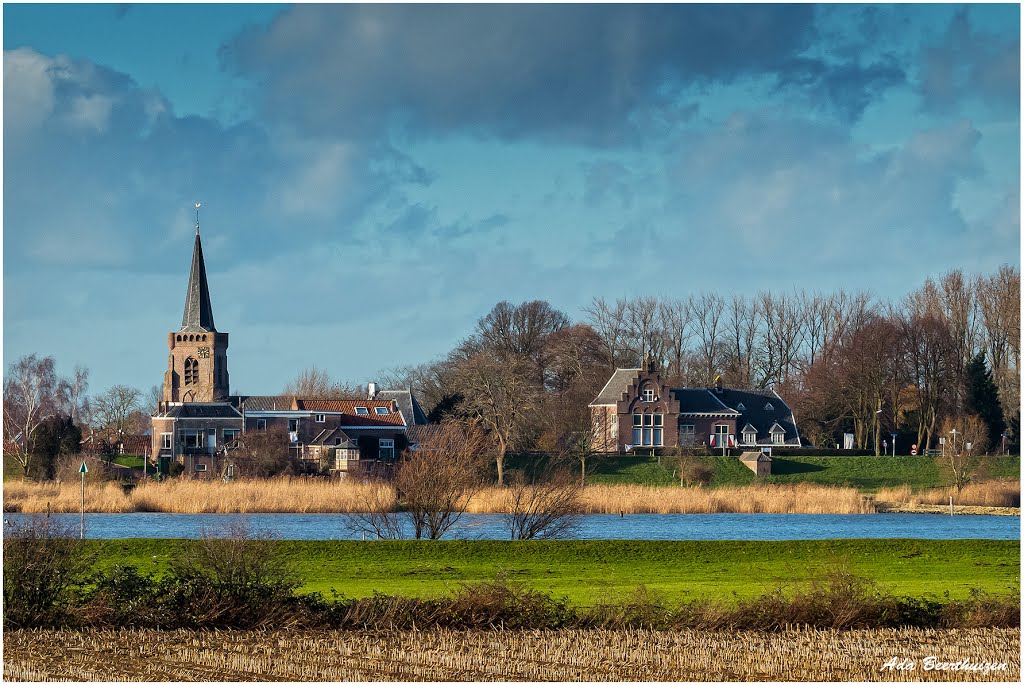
[{"x1": 180, "y1": 227, "x2": 216, "y2": 332}]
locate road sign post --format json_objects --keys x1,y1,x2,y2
[{"x1": 79, "y1": 461, "x2": 88, "y2": 539}]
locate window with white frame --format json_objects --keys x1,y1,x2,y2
[
  {"x1": 379, "y1": 439, "x2": 395, "y2": 460},
  {"x1": 742, "y1": 428, "x2": 757, "y2": 445},
  {"x1": 771, "y1": 427, "x2": 785, "y2": 444},
  {"x1": 161, "y1": 433, "x2": 172, "y2": 450},
  {"x1": 355, "y1": 407, "x2": 369, "y2": 415},
  {"x1": 256, "y1": 419, "x2": 267, "y2": 430},
  {"x1": 314, "y1": 413, "x2": 326, "y2": 423},
  {"x1": 374, "y1": 406, "x2": 389, "y2": 415},
  {"x1": 641, "y1": 385, "x2": 655, "y2": 402},
  {"x1": 223, "y1": 428, "x2": 240, "y2": 443},
  {"x1": 182, "y1": 430, "x2": 204, "y2": 449},
  {"x1": 632, "y1": 413, "x2": 663, "y2": 446},
  {"x1": 288, "y1": 418, "x2": 299, "y2": 432},
  {"x1": 195, "y1": 463, "x2": 207, "y2": 472}
]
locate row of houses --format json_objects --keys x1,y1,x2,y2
[{"x1": 149, "y1": 387, "x2": 427, "y2": 478}]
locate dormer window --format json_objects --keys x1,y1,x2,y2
[
  {"x1": 737, "y1": 403, "x2": 745, "y2": 411},
  {"x1": 769, "y1": 423, "x2": 786, "y2": 444},
  {"x1": 355, "y1": 407, "x2": 369, "y2": 415},
  {"x1": 764, "y1": 402, "x2": 774, "y2": 411},
  {"x1": 742, "y1": 428, "x2": 757, "y2": 445},
  {"x1": 374, "y1": 407, "x2": 389, "y2": 415},
  {"x1": 641, "y1": 385, "x2": 656, "y2": 402}
]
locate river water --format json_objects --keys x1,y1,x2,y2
[{"x1": 4, "y1": 512, "x2": 1018, "y2": 540}]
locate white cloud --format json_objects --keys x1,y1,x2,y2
[{"x1": 3, "y1": 48, "x2": 57, "y2": 136}]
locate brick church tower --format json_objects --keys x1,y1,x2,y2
[{"x1": 160, "y1": 221, "x2": 229, "y2": 406}]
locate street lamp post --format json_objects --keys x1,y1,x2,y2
[
  {"x1": 949, "y1": 429, "x2": 960, "y2": 455},
  {"x1": 891, "y1": 433, "x2": 897, "y2": 457}
]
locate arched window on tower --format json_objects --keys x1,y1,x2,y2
[{"x1": 184, "y1": 357, "x2": 198, "y2": 386}]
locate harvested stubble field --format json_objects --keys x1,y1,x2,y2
[
  {"x1": 5, "y1": 477, "x2": 1018, "y2": 514},
  {"x1": 3, "y1": 627, "x2": 1018, "y2": 681}
]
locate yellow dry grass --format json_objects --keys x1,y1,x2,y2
[
  {"x1": 3, "y1": 477, "x2": 395, "y2": 514},
  {"x1": 467, "y1": 482, "x2": 875, "y2": 514},
  {"x1": 876, "y1": 480, "x2": 1021, "y2": 508},
  {"x1": 3, "y1": 627, "x2": 1018, "y2": 681},
  {"x1": 6, "y1": 478, "x2": 1017, "y2": 515}
]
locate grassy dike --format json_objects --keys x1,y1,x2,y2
[
  {"x1": 88, "y1": 538, "x2": 1019, "y2": 604},
  {"x1": 584, "y1": 454, "x2": 1021, "y2": 490}
]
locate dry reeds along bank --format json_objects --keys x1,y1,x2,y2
[
  {"x1": 3, "y1": 477, "x2": 396, "y2": 514},
  {"x1": 468, "y1": 482, "x2": 876, "y2": 514},
  {"x1": 875, "y1": 480, "x2": 1021, "y2": 508},
  {"x1": 5, "y1": 477, "x2": 1018, "y2": 515}
]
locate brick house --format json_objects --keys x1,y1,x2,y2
[{"x1": 589, "y1": 363, "x2": 802, "y2": 454}]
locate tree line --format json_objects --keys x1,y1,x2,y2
[
  {"x1": 5, "y1": 265, "x2": 1017, "y2": 482},
  {"x1": 380, "y1": 265, "x2": 1019, "y2": 470}
]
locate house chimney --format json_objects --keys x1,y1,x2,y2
[{"x1": 367, "y1": 382, "x2": 377, "y2": 399}]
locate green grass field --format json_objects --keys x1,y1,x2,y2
[
  {"x1": 584, "y1": 454, "x2": 1020, "y2": 491},
  {"x1": 88, "y1": 538, "x2": 1019, "y2": 604}
]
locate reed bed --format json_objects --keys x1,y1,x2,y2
[
  {"x1": 3, "y1": 627, "x2": 1018, "y2": 681},
  {"x1": 467, "y1": 482, "x2": 876, "y2": 514},
  {"x1": 9, "y1": 478, "x2": 1019, "y2": 515},
  {"x1": 4, "y1": 477, "x2": 396, "y2": 514},
  {"x1": 875, "y1": 480, "x2": 1020, "y2": 509}
]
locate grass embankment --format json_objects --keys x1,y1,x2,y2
[
  {"x1": 5, "y1": 627, "x2": 1018, "y2": 681},
  {"x1": 586, "y1": 454, "x2": 1021, "y2": 490},
  {"x1": 87, "y1": 538, "x2": 1020, "y2": 604}
]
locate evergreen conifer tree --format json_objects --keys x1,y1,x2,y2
[{"x1": 965, "y1": 352, "x2": 1006, "y2": 451}]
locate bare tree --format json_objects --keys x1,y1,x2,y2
[
  {"x1": 692, "y1": 292, "x2": 725, "y2": 385},
  {"x1": 348, "y1": 422, "x2": 487, "y2": 540},
  {"x1": 938, "y1": 414, "x2": 989, "y2": 495},
  {"x1": 583, "y1": 297, "x2": 629, "y2": 370},
  {"x1": 93, "y1": 385, "x2": 142, "y2": 441},
  {"x1": 3, "y1": 355, "x2": 69, "y2": 479},
  {"x1": 723, "y1": 294, "x2": 758, "y2": 387},
  {"x1": 454, "y1": 352, "x2": 539, "y2": 486},
  {"x1": 658, "y1": 296, "x2": 693, "y2": 385},
  {"x1": 503, "y1": 468, "x2": 582, "y2": 540},
  {"x1": 66, "y1": 366, "x2": 90, "y2": 426},
  {"x1": 283, "y1": 366, "x2": 362, "y2": 399},
  {"x1": 976, "y1": 265, "x2": 1020, "y2": 431},
  {"x1": 228, "y1": 427, "x2": 291, "y2": 477},
  {"x1": 623, "y1": 296, "x2": 663, "y2": 368}
]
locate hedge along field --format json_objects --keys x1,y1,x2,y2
[{"x1": 86, "y1": 539, "x2": 1020, "y2": 605}]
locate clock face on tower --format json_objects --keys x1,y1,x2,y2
[{"x1": 198, "y1": 346, "x2": 211, "y2": 359}]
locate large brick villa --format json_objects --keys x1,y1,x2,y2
[{"x1": 589, "y1": 363, "x2": 801, "y2": 454}]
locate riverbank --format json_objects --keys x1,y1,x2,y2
[
  {"x1": 5, "y1": 627, "x2": 1018, "y2": 681},
  {"x1": 5, "y1": 478, "x2": 1019, "y2": 515},
  {"x1": 84, "y1": 538, "x2": 1020, "y2": 602}
]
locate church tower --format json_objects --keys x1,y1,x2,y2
[{"x1": 161, "y1": 215, "x2": 229, "y2": 405}]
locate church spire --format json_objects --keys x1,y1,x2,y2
[{"x1": 180, "y1": 203, "x2": 216, "y2": 332}]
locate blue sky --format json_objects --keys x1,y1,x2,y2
[{"x1": 3, "y1": 3, "x2": 1020, "y2": 397}]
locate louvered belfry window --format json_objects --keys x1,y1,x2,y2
[{"x1": 184, "y1": 357, "x2": 198, "y2": 386}]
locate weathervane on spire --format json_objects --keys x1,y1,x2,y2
[{"x1": 195, "y1": 202, "x2": 202, "y2": 235}]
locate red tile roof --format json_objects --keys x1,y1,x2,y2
[{"x1": 295, "y1": 399, "x2": 406, "y2": 427}]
